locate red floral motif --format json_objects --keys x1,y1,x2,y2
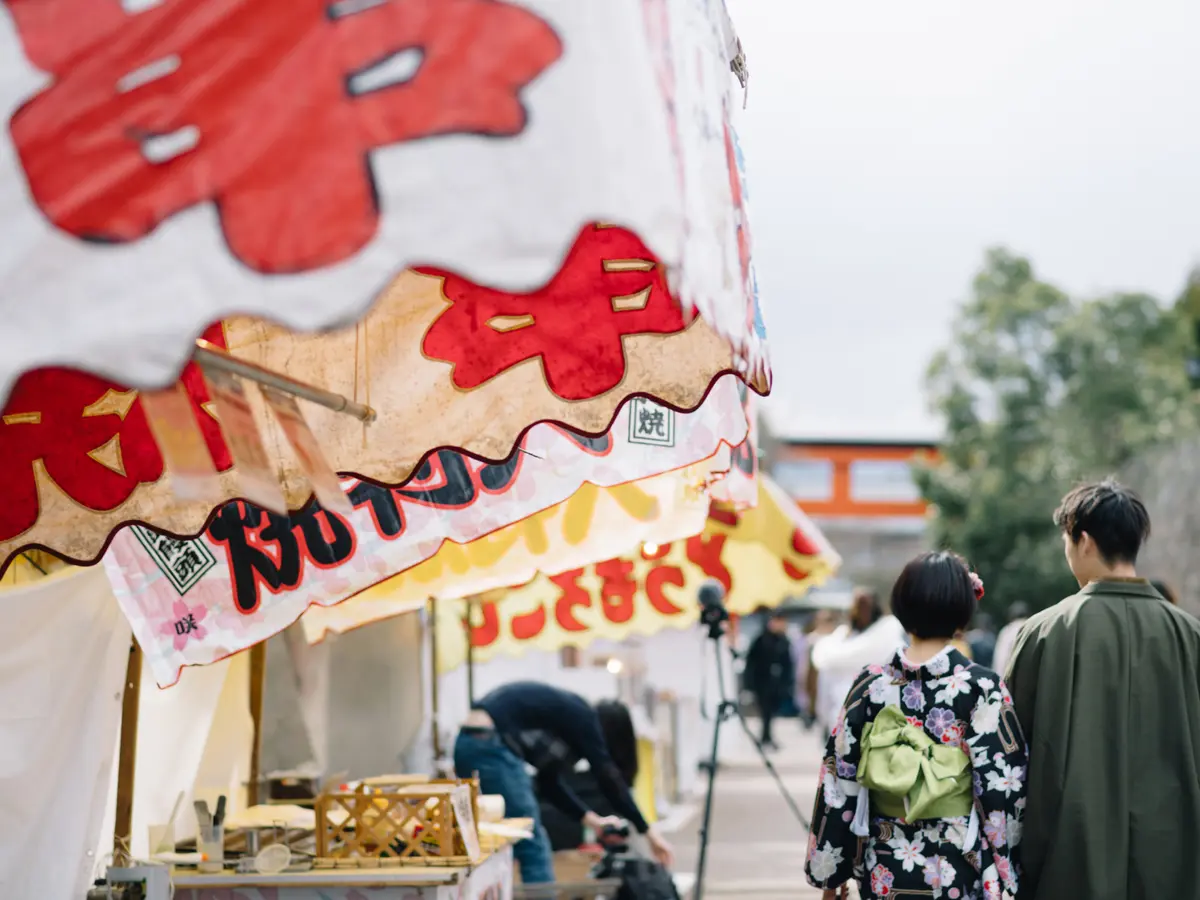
[
  {"x1": 159, "y1": 598, "x2": 208, "y2": 651},
  {"x1": 5, "y1": 0, "x2": 561, "y2": 272},
  {"x1": 420, "y1": 226, "x2": 687, "y2": 401},
  {"x1": 0, "y1": 324, "x2": 228, "y2": 544}
]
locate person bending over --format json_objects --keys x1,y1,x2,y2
[{"x1": 454, "y1": 681, "x2": 673, "y2": 884}]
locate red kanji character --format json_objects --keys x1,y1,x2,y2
[
  {"x1": 782, "y1": 560, "x2": 812, "y2": 582},
  {"x1": 551, "y1": 569, "x2": 590, "y2": 632},
  {"x1": 790, "y1": 526, "x2": 821, "y2": 558},
  {"x1": 5, "y1": 0, "x2": 561, "y2": 273},
  {"x1": 783, "y1": 527, "x2": 820, "y2": 581},
  {"x1": 420, "y1": 226, "x2": 687, "y2": 401},
  {"x1": 510, "y1": 603, "x2": 546, "y2": 641},
  {"x1": 595, "y1": 558, "x2": 636, "y2": 624},
  {"x1": 0, "y1": 324, "x2": 229, "y2": 543},
  {"x1": 685, "y1": 534, "x2": 731, "y2": 593},
  {"x1": 706, "y1": 501, "x2": 739, "y2": 528},
  {"x1": 645, "y1": 564, "x2": 684, "y2": 616},
  {"x1": 468, "y1": 601, "x2": 500, "y2": 648}
]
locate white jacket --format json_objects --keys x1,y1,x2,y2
[{"x1": 811, "y1": 615, "x2": 907, "y2": 732}]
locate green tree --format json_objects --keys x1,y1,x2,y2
[{"x1": 916, "y1": 249, "x2": 1196, "y2": 615}]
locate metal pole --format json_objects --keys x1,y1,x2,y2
[{"x1": 194, "y1": 339, "x2": 377, "y2": 423}]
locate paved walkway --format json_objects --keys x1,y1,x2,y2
[{"x1": 661, "y1": 718, "x2": 833, "y2": 899}]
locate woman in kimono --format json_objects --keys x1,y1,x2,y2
[{"x1": 805, "y1": 551, "x2": 1027, "y2": 900}]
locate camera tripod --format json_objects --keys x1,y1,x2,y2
[{"x1": 692, "y1": 605, "x2": 811, "y2": 900}]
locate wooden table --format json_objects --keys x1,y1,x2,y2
[{"x1": 172, "y1": 844, "x2": 514, "y2": 900}]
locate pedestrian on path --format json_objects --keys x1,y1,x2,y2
[
  {"x1": 811, "y1": 589, "x2": 906, "y2": 742},
  {"x1": 745, "y1": 608, "x2": 795, "y2": 749},
  {"x1": 990, "y1": 602, "x2": 1029, "y2": 678},
  {"x1": 806, "y1": 551, "x2": 1027, "y2": 900},
  {"x1": 1006, "y1": 480, "x2": 1200, "y2": 900}
]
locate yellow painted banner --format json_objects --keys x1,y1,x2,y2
[
  {"x1": 299, "y1": 457, "x2": 721, "y2": 643},
  {"x1": 435, "y1": 477, "x2": 839, "y2": 671}
]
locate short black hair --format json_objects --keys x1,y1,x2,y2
[
  {"x1": 1053, "y1": 479, "x2": 1150, "y2": 565},
  {"x1": 595, "y1": 700, "x2": 639, "y2": 787},
  {"x1": 890, "y1": 551, "x2": 977, "y2": 640}
]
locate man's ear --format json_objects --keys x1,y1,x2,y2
[{"x1": 1078, "y1": 530, "x2": 1095, "y2": 554}]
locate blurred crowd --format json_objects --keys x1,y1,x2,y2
[{"x1": 741, "y1": 589, "x2": 1041, "y2": 746}]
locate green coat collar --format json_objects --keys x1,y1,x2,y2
[{"x1": 1079, "y1": 578, "x2": 1161, "y2": 600}]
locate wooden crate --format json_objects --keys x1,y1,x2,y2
[{"x1": 315, "y1": 778, "x2": 481, "y2": 865}]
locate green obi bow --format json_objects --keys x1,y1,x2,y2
[{"x1": 856, "y1": 705, "x2": 973, "y2": 822}]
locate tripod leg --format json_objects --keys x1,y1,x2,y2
[
  {"x1": 732, "y1": 704, "x2": 812, "y2": 831},
  {"x1": 692, "y1": 700, "x2": 732, "y2": 900}
]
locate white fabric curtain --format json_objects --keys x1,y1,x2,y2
[{"x1": 0, "y1": 567, "x2": 131, "y2": 900}]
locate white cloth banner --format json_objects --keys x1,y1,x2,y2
[
  {"x1": 106, "y1": 377, "x2": 746, "y2": 688},
  {"x1": 0, "y1": 567, "x2": 130, "y2": 900},
  {"x1": 0, "y1": 0, "x2": 749, "y2": 404}
]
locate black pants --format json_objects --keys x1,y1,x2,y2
[{"x1": 756, "y1": 693, "x2": 776, "y2": 744}]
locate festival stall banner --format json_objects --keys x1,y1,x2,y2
[
  {"x1": 709, "y1": 380, "x2": 758, "y2": 510},
  {"x1": 708, "y1": 475, "x2": 842, "y2": 574},
  {"x1": 0, "y1": 226, "x2": 762, "y2": 571},
  {"x1": 0, "y1": 0, "x2": 760, "y2": 407},
  {"x1": 104, "y1": 379, "x2": 748, "y2": 688},
  {"x1": 666, "y1": 2, "x2": 769, "y2": 390},
  {"x1": 299, "y1": 458, "x2": 717, "y2": 645},
  {"x1": 434, "y1": 489, "x2": 841, "y2": 672}
]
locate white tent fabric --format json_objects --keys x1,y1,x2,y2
[
  {"x1": 0, "y1": 566, "x2": 130, "y2": 900},
  {"x1": 96, "y1": 653, "x2": 250, "y2": 861},
  {"x1": 0, "y1": 562, "x2": 253, "y2": 899}
]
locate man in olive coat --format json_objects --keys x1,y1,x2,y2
[{"x1": 1006, "y1": 480, "x2": 1200, "y2": 899}]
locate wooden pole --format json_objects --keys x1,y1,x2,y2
[
  {"x1": 428, "y1": 597, "x2": 442, "y2": 760},
  {"x1": 247, "y1": 641, "x2": 267, "y2": 807},
  {"x1": 465, "y1": 598, "x2": 476, "y2": 707},
  {"x1": 114, "y1": 640, "x2": 142, "y2": 864}
]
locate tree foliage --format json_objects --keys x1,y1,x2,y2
[{"x1": 916, "y1": 249, "x2": 1197, "y2": 615}]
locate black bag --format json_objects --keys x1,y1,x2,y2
[{"x1": 589, "y1": 846, "x2": 680, "y2": 900}]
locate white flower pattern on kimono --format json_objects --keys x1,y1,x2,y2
[
  {"x1": 981, "y1": 863, "x2": 1003, "y2": 900},
  {"x1": 985, "y1": 757, "x2": 1025, "y2": 797},
  {"x1": 926, "y1": 652, "x2": 951, "y2": 676},
  {"x1": 934, "y1": 666, "x2": 972, "y2": 704},
  {"x1": 888, "y1": 834, "x2": 928, "y2": 872},
  {"x1": 835, "y1": 717, "x2": 857, "y2": 757},
  {"x1": 923, "y1": 855, "x2": 956, "y2": 890},
  {"x1": 970, "y1": 696, "x2": 1001, "y2": 735},
  {"x1": 869, "y1": 677, "x2": 901, "y2": 707},
  {"x1": 808, "y1": 842, "x2": 844, "y2": 882},
  {"x1": 822, "y1": 768, "x2": 848, "y2": 809}
]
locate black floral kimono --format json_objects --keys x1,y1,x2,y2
[{"x1": 805, "y1": 647, "x2": 1027, "y2": 900}]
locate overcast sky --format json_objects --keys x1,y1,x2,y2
[{"x1": 729, "y1": 0, "x2": 1200, "y2": 441}]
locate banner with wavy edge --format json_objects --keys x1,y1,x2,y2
[
  {"x1": 434, "y1": 477, "x2": 840, "y2": 672},
  {"x1": 0, "y1": 223, "x2": 766, "y2": 572},
  {"x1": 0, "y1": 0, "x2": 761, "y2": 407},
  {"x1": 104, "y1": 377, "x2": 747, "y2": 687}
]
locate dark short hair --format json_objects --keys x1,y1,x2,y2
[
  {"x1": 890, "y1": 551, "x2": 977, "y2": 640},
  {"x1": 595, "y1": 700, "x2": 638, "y2": 787},
  {"x1": 1053, "y1": 479, "x2": 1150, "y2": 565},
  {"x1": 851, "y1": 587, "x2": 883, "y2": 629}
]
